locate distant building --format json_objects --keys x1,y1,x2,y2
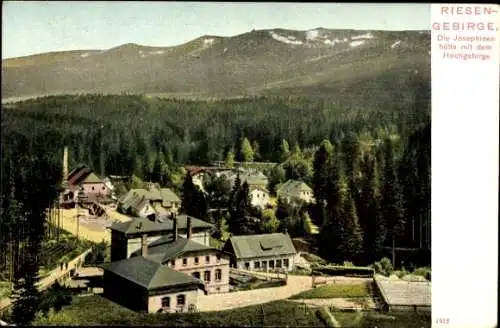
[
  {"x1": 223, "y1": 233, "x2": 298, "y2": 272},
  {"x1": 117, "y1": 183, "x2": 181, "y2": 219},
  {"x1": 60, "y1": 164, "x2": 112, "y2": 208},
  {"x1": 276, "y1": 180, "x2": 314, "y2": 204},
  {"x1": 109, "y1": 214, "x2": 213, "y2": 261},
  {"x1": 249, "y1": 185, "x2": 271, "y2": 209},
  {"x1": 103, "y1": 215, "x2": 230, "y2": 313},
  {"x1": 217, "y1": 168, "x2": 269, "y2": 190}
]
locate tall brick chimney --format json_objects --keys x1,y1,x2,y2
[
  {"x1": 141, "y1": 233, "x2": 148, "y2": 257},
  {"x1": 62, "y1": 146, "x2": 69, "y2": 189},
  {"x1": 172, "y1": 213, "x2": 178, "y2": 241},
  {"x1": 187, "y1": 216, "x2": 192, "y2": 240}
]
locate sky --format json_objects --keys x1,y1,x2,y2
[{"x1": 2, "y1": 2, "x2": 430, "y2": 59}]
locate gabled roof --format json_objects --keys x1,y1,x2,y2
[
  {"x1": 82, "y1": 172, "x2": 103, "y2": 184},
  {"x1": 118, "y1": 187, "x2": 181, "y2": 212},
  {"x1": 225, "y1": 233, "x2": 297, "y2": 259},
  {"x1": 131, "y1": 236, "x2": 218, "y2": 264},
  {"x1": 68, "y1": 166, "x2": 92, "y2": 186},
  {"x1": 277, "y1": 180, "x2": 312, "y2": 197},
  {"x1": 101, "y1": 256, "x2": 203, "y2": 290},
  {"x1": 110, "y1": 215, "x2": 213, "y2": 236}
]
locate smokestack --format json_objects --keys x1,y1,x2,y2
[
  {"x1": 173, "y1": 213, "x2": 178, "y2": 241},
  {"x1": 141, "y1": 233, "x2": 148, "y2": 257},
  {"x1": 62, "y1": 146, "x2": 69, "y2": 189},
  {"x1": 187, "y1": 216, "x2": 192, "y2": 240}
]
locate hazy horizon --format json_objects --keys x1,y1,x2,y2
[{"x1": 2, "y1": 2, "x2": 430, "y2": 59}]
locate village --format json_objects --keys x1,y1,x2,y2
[{"x1": 0, "y1": 144, "x2": 431, "y2": 327}]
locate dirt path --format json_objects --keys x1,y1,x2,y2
[{"x1": 197, "y1": 275, "x2": 313, "y2": 312}]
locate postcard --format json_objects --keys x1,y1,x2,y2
[{"x1": 1, "y1": 2, "x2": 498, "y2": 328}]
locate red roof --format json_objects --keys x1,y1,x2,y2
[{"x1": 68, "y1": 166, "x2": 91, "y2": 186}]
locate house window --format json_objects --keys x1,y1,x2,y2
[
  {"x1": 194, "y1": 257, "x2": 199, "y2": 265},
  {"x1": 215, "y1": 269, "x2": 222, "y2": 281},
  {"x1": 216, "y1": 254, "x2": 221, "y2": 262},
  {"x1": 276, "y1": 259, "x2": 282, "y2": 268},
  {"x1": 205, "y1": 256, "x2": 210, "y2": 264},
  {"x1": 192, "y1": 272, "x2": 200, "y2": 279},
  {"x1": 262, "y1": 261, "x2": 267, "y2": 269},
  {"x1": 171, "y1": 260, "x2": 176, "y2": 267},
  {"x1": 182, "y1": 258, "x2": 187, "y2": 266},
  {"x1": 269, "y1": 260, "x2": 275, "y2": 269},
  {"x1": 92, "y1": 186, "x2": 95, "y2": 190},
  {"x1": 244, "y1": 262, "x2": 250, "y2": 270},
  {"x1": 161, "y1": 296, "x2": 170, "y2": 308},
  {"x1": 204, "y1": 270, "x2": 211, "y2": 282},
  {"x1": 102, "y1": 186, "x2": 105, "y2": 190},
  {"x1": 176, "y1": 294, "x2": 186, "y2": 306},
  {"x1": 254, "y1": 261, "x2": 261, "y2": 269},
  {"x1": 284, "y1": 259, "x2": 289, "y2": 268}
]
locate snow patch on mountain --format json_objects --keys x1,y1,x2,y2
[
  {"x1": 306, "y1": 29, "x2": 320, "y2": 41},
  {"x1": 269, "y1": 31, "x2": 303, "y2": 45},
  {"x1": 352, "y1": 33, "x2": 374, "y2": 40},
  {"x1": 324, "y1": 38, "x2": 343, "y2": 46},
  {"x1": 204, "y1": 38, "x2": 214, "y2": 46},
  {"x1": 391, "y1": 40, "x2": 402, "y2": 49},
  {"x1": 349, "y1": 40, "x2": 366, "y2": 47}
]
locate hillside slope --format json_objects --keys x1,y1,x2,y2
[{"x1": 1, "y1": 28, "x2": 430, "y2": 101}]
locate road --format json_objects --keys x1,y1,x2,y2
[{"x1": 197, "y1": 274, "x2": 313, "y2": 312}]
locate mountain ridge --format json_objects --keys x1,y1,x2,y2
[{"x1": 1, "y1": 28, "x2": 431, "y2": 102}]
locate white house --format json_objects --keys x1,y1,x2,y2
[{"x1": 249, "y1": 186, "x2": 271, "y2": 209}]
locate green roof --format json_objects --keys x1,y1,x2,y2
[
  {"x1": 110, "y1": 215, "x2": 213, "y2": 236},
  {"x1": 118, "y1": 187, "x2": 181, "y2": 213},
  {"x1": 277, "y1": 180, "x2": 312, "y2": 198},
  {"x1": 132, "y1": 236, "x2": 218, "y2": 264},
  {"x1": 225, "y1": 233, "x2": 297, "y2": 259},
  {"x1": 102, "y1": 256, "x2": 203, "y2": 290},
  {"x1": 82, "y1": 172, "x2": 103, "y2": 184}
]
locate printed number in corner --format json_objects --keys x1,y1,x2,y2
[{"x1": 435, "y1": 318, "x2": 450, "y2": 325}]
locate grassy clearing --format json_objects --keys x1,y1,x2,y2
[
  {"x1": 330, "y1": 311, "x2": 431, "y2": 328},
  {"x1": 289, "y1": 283, "x2": 369, "y2": 300},
  {"x1": 0, "y1": 281, "x2": 12, "y2": 299},
  {"x1": 33, "y1": 295, "x2": 325, "y2": 327}
]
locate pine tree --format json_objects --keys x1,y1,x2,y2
[
  {"x1": 251, "y1": 140, "x2": 261, "y2": 161},
  {"x1": 380, "y1": 138, "x2": 406, "y2": 267},
  {"x1": 224, "y1": 150, "x2": 235, "y2": 169},
  {"x1": 342, "y1": 190, "x2": 364, "y2": 262},
  {"x1": 239, "y1": 137, "x2": 254, "y2": 162},
  {"x1": 181, "y1": 173, "x2": 197, "y2": 217},
  {"x1": 313, "y1": 139, "x2": 334, "y2": 208},
  {"x1": 279, "y1": 139, "x2": 291, "y2": 162},
  {"x1": 359, "y1": 153, "x2": 386, "y2": 263}
]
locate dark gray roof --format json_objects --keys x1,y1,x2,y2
[
  {"x1": 226, "y1": 233, "x2": 297, "y2": 259},
  {"x1": 131, "y1": 236, "x2": 217, "y2": 263},
  {"x1": 110, "y1": 215, "x2": 213, "y2": 235},
  {"x1": 101, "y1": 256, "x2": 204, "y2": 290}
]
